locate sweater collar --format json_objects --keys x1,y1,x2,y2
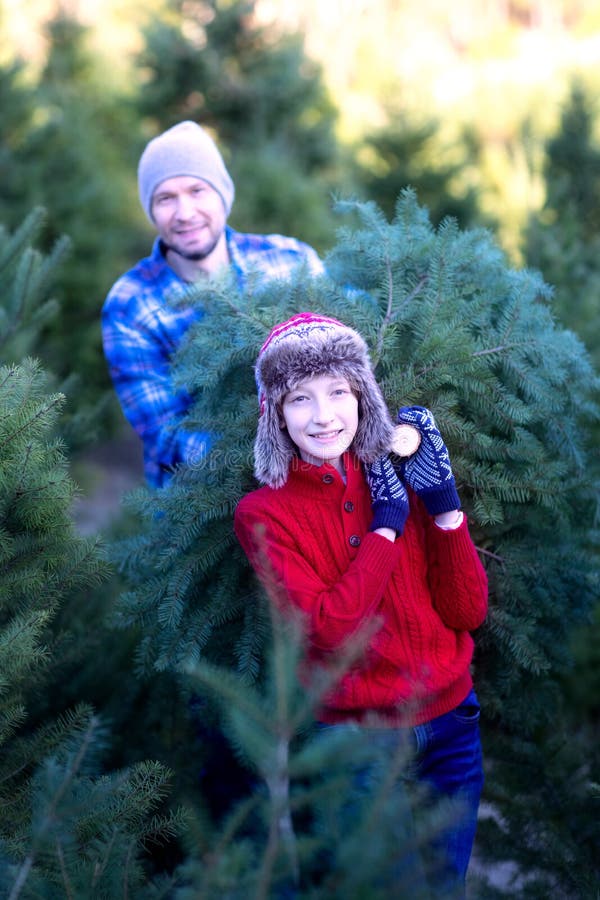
[{"x1": 284, "y1": 451, "x2": 364, "y2": 497}]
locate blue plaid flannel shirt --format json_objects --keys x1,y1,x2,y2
[{"x1": 102, "y1": 227, "x2": 324, "y2": 487}]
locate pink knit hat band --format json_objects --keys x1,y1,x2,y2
[
  {"x1": 256, "y1": 312, "x2": 350, "y2": 414},
  {"x1": 258, "y1": 312, "x2": 346, "y2": 357}
]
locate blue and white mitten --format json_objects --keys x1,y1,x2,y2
[
  {"x1": 396, "y1": 406, "x2": 461, "y2": 515},
  {"x1": 365, "y1": 456, "x2": 410, "y2": 533}
]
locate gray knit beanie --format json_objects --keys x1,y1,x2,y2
[
  {"x1": 254, "y1": 312, "x2": 394, "y2": 489},
  {"x1": 137, "y1": 120, "x2": 235, "y2": 222}
]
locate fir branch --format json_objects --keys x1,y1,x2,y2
[
  {"x1": 0, "y1": 392, "x2": 65, "y2": 454},
  {"x1": 185, "y1": 662, "x2": 273, "y2": 734},
  {"x1": 56, "y1": 837, "x2": 74, "y2": 900},
  {"x1": 192, "y1": 794, "x2": 260, "y2": 899},
  {"x1": 0, "y1": 703, "x2": 95, "y2": 789},
  {"x1": 374, "y1": 253, "x2": 395, "y2": 361},
  {"x1": 472, "y1": 340, "x2": 536, "y2": 358},
  {"x1": 7, "y1": 715, "x2": 98, "y2": 900},
  {"x1": 256, "y1": 731, "x2": 298, "y2": 900},
  {"x1": 476, "y1": 546, "x2": 505, "y2": 564}
]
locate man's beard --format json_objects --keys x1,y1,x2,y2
[{"x1": 163, "y1": 233, "x2": 221, "y2": 262}]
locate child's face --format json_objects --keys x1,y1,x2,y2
[{"x1": 281, "y1": 374, "x2": 359, "y2": 473}]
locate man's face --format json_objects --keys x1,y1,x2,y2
[{"x1": 151, "y1": 176, "x2": 227, "y2": 262}]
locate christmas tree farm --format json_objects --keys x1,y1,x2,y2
[{"x1": 112, "y1": 193, "x2": 600, "y2": 895}]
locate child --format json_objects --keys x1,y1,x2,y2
[{"x1": 234, "y1": 312, "x2": 488, "y2": 896}]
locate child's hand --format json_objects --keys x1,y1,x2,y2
[
  {"x1": 365, "y1": 456, "x2": 410, "y2": 534},
  {"x1": 396, "y1": 406, "x2": 461, "y2": 515}
]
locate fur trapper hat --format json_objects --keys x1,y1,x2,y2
[{"x1": 254, "y1": 312, "x2": 394, "y2": 488}]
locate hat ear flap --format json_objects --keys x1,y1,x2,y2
[
  {"x1": 351, "y1": 371, "x2": 394, "y2": 462},
  {"x1": 254, "y1": 400, "x2": 297, "y2": 488}
]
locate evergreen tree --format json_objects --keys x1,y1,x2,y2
[
  {"x1": 135, "y1": 0, "x2": 341, "y2": 249},
  {"x1": 0, "y1": 214, "x2": 183, "y2": 896},
  {"x1": 0, "y1": 208, "x2": 66, "y2": 364},
  {"x1": 111, "y1": 193, "x2": 600, "y2": 894},
  {"x1": 172, "y1": 601, "x2": 440, "y2": 899},
  {"x1": 524, "y1": 80, "x2": 600, "y2": 369},
  {"x1": 0, "y1": 56, "x2": 35, "y2": 207},
  {"x1": 354, "y1": 107, "x2": 486, "y2": 230},
  {"x1": 520, "y1": 86, "x2": 600, "y2": 895},
  {"x1": 0, "y1": 11, "x2": 146, "y2": 435}
]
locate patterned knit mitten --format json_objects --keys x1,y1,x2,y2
[
  {"x1": 365, "y1": 456, "x2": 410, "y2": 533},
  {"x1": 396, "y1": 406, "x2": 461, "y2": 515}
]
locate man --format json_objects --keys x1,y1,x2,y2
[{"x1": 102, "y1": 120, "x2": 324, "y2": 487}]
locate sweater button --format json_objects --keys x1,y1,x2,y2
[
  {"x1": 344, "y1": 500, "x2": 354, "y2": 512},
  {"x1": 322, "y1": 473, "x2": 335, "y2": 484},
  {"x1": 349, "y1": 534, "x2": 361, "y2": 547}
]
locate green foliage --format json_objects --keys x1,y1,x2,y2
[
  {"x1": 524, "y1": 80, "x2": 600, "y2": 369},
  {"x1": 475, "y1": 721, "x2": 599, "y2": 898},
  {"x1": 172, "y1": 603, "x2": 439, "y2": 898},
  {"x1": 354, "y1": 110, "x2": 486, "y2": 230},
  {"x1": 522, "y1": 92, "x2": 600, "y2": 890},
  {"x1": 0, "y1": 12, "x2": 146, "y2": 436},
  {"x1": 0, "y1": 203, "x2": 115, "y2": 450},
  {"x1": 137, "y1": 0, "x2": 337, "y2": 167},
  {"x1": 0, "y1": 713, "x2": 182, "y2": 899},
  {"x1": 0, "y1": 214, "x2": 189, "y2": 896},
  {"x1": 0, "y1": 56, "x2": 34, "y2": 207},
  {"x1": 0, "y1": 355, "x2": 187, "y2": 896},
  {"x1": 2, "y1": 0, "x2": 599, "y2": 887},
  {"x1": 539, "y1": 80, "x2": 600, "y2": 237},
  {"x1": 0, "y1": 358, "x2": 177, "y2": 895},
  {"x1": 0, "y1": 212, "x2": 104, "y2": 740},
  {"x1": 0, "y1": 357, "x2": 103, "y2": 659},
  {"x1": 110, "y1": 192, "x2": 599, "y2": 892},
  {"x1": 0, "y1": 208, "x2": 67, "y2": 363}
]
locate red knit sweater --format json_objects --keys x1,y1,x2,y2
[{"x1": 234, "y1": 452, "x2": 488, "y2": 727}]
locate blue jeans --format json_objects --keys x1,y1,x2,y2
[
  {"x1": 410, "y1": 689, "x2": 483, "y2": 897},
  {"x1": 321, "y1": 690, "x2": 483, "y2": 898}
]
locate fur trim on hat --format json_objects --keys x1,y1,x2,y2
[{"x1": 254, "y1": 313, "x2": 394, "y2": 488}]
